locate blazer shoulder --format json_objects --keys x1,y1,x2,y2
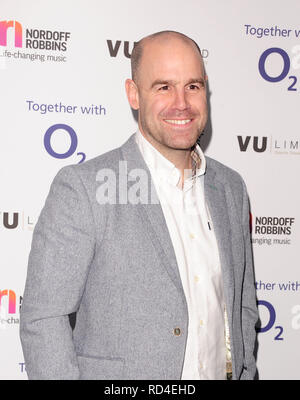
[
  {"x1": 206, "y1": 156, "x2": 246, "y2": 192},
  {"x1": 55, "y1": 146, "x2": 123, "y2": 185},
  {"x1": 76, "y1": 146, "x2": 122, "y2": 173},
  {"x1": 205, "y1": 156, "x2": 250, "y2": 222}
]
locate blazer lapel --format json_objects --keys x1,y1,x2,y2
[
  {"x1": 204, "y1": 163, "x2": 235, "y2": 318},
  {"x1": 120, "y1": 134, "x2": 187, "y2": 298},
  {"x1": 139, "y1": 201, "x2": 186, "y2": 296}
]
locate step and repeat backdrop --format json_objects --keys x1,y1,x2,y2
[{"x1": 0, "y1": 0, "x2": 299, "y2": 380}]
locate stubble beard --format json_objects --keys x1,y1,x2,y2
[{"x1": 139, "y1": 113, "x2": 204, "y2": 153}]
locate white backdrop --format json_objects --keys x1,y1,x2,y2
[{"x1": 0, "y1": 0, "x2": 299, "y2": 380}]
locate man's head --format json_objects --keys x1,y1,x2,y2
[{"x1": 125, "y1": 31, "x2": 208, "y2": 157}]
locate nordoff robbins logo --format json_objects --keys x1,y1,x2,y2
[
  {"x1": 0, "y1": 20, "x2": 71, "y2": 65},
  {"x1": 0, "y1": 20, "x2": 71, "y2": 51},
  {"x1": 0, "y1": 289, "x2": 21, "y2": 329},
  {"x1": 251, "y1": 215, "x2": 296, "y2": 246}
]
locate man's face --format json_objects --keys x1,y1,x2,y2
[{"x1": 126, "y1": 36, "x2": 208, "y2": 154}]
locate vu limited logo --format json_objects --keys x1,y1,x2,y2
[
  {"x1": 107, "y1": 40, "x2": 137, "y2": 58},
  {"x1": 0, "y1": 20, "x2": 22, "y2": 47},
  {"x1": 0, "y1": 211, "x2": 35, "y2": 231},
  {"x1": 237, "y1": 136, "x2": 268, "y2": 153},
  {"x1": 237, "y1": 135, "x2": 300, "y2": 155},
  {"x1": 107, "y1": 39, "x2": 209, "y2": 60}
]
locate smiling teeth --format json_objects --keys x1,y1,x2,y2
[{"x1": 165, "y1": 119, "x2": 191, "y2": 125}]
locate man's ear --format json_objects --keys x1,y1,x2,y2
[{"x1": 125, "y1": 79, "x2": 139, "y2": 110}]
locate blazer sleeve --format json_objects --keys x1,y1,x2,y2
[
  {"x1": 240, "y1": 179, "x2": 259, "y2": 380},
  {"x1": 19, "y1": 165, "x2": 96, "y2": 379}
]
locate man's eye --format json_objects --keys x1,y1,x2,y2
[
  {"x1": 188, "y1": 84, "x2": 200, "y2": 90},
  {"x1": 159, "y1": 85, "x2": 169, "y2": 91}
]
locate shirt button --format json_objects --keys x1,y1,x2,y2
[
  {"x1": 173, "y1": 328, "x2": 181, "y2": 336},
  {"x1": 199, "y1": 320, "x2": 204, "y2": 326},
  {"x1": 194, "y1": 276, "x2": 199, "y2": 283},
  {"x1": 189, "y1": 233, "x2": 195, "y2": 239}
]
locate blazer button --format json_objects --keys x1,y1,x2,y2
[{"x1": 173, "y1": 328, "x2": 181, "y2": 336}]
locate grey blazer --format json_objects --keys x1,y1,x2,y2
[{"x1": 20, "y1": 133, "x2": 258, "y2": 380}]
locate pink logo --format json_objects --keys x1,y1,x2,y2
[
  {"x1": 0, "y1": 289, "x2": 16, "y2": 314},
  {"x1": 0, "y1": 20, "x2": 22, "y2": 47}
]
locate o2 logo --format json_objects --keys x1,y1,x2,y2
[
  {"x1": 44, "y1": 124, "x2": 86, "y2": 164},
  {"x1": 257, "y1": 300, "x2": 284, "y2": 340},
  {"x1": 259, "y1": 46, "x2": 300, "y2": 91}
]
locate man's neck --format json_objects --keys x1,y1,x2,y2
[{"x1": 139, "y1": 130, "x2": 193, "y2": 173}]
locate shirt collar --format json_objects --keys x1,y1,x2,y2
[{"x1": 135, "y1": 129, "x2": 206, "y2": 188}]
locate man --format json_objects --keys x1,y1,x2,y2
[{"x1": 20, "y1": 31, "x2": 258, "y2": 380}]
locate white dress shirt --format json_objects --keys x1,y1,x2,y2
[{"x1": 135, "y1": 130, "x2": 228, "y2": 380}]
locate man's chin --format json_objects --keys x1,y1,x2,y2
[
  {"x1": 140, "y1": 126, "x2": 199, "y2": 151},
  {"x1": 166, "y1": 136, "x2": 199, "y2": 151}
]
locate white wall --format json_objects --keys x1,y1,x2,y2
[{"x1": 0, "y1": 0, "x2": 299, "y2": 379}]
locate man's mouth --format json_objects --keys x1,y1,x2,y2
[{"x1": 164, "y1": 119, "x2": 192, "y2": 125}]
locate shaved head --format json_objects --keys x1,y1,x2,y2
[
  {"x1": 125, "y1": 28, "x2": 208, "y2": 160},
  {"x1": 131, "y1": 30, "x2": 204, "y2": 83}
]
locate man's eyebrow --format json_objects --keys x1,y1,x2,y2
[
  {"x1": 150, "y1": 79, "x2": 175, "y2": 88},
  {"x1": 186, "y1": 78, "x2": 206, "y2": 86},
  {"x1": 150, "y1": 78, "x2": 206, "y2": 88}
]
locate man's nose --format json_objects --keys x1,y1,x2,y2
[{"x1": 173, "y1": 88, "x2": 189, "y2": 111}]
